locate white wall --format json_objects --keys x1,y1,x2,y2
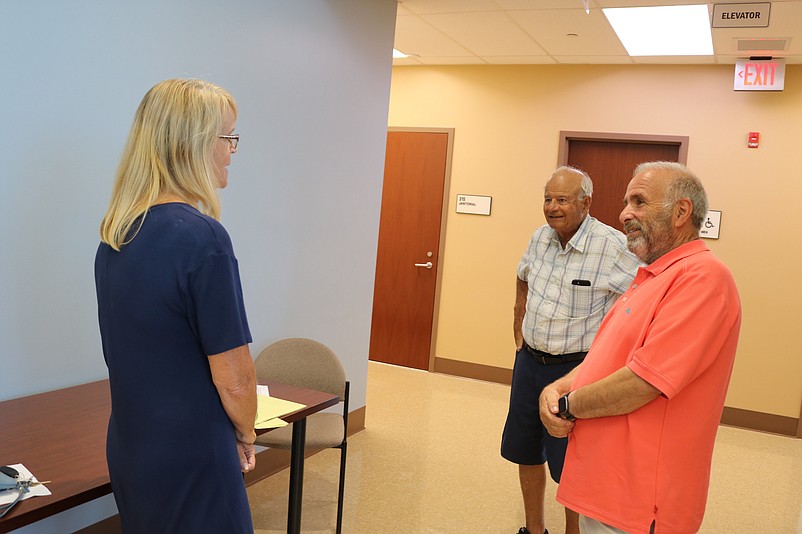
[{"x1": 0, "y1": 0, "x2": 396, "y2": 529}]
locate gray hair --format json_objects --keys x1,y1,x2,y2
[
  {"x1": 633, "y1": 161, "x2": 708, "y2": 230},
  {"x1": 552, "y1": 165, "x2": 593, "y2": 199}
]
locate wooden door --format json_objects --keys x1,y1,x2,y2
[
  {"x1": 560, "y1": 133, "x2": 687, "y2": 231},
  {"x1": 369, "y1": 130, "x2": 450, "y2": 370}
]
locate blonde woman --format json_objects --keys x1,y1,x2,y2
[{"x1": 95, "y1": 79, "x2": 257, "y2": 533}]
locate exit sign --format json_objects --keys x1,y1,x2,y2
[{"x1": 734, "y1": 59, "x2": 785, "y2": 91}]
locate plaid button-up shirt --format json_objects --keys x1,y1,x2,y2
[{"x1": 517, "y1": 215, "x2": 641, "y2": 355}]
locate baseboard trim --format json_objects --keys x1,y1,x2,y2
[
  {"x1": 76, "y1": 514, "x2": 121, "y2": 534},
  {"x1": 77, "y1": 406, "x2": 367, "y2": 534},
  {"x1": 434, "y1": 357, "x2": 800, "y2": 438},
  {"x1": 348, "y1": 405, "x2": 366, "y2": 436},
  {"x1": 720, "y1": 406, "x2": 798, "y2": 437},
  {"x1": 434, "y1": 356, "x2": 512, "y2": 385}
]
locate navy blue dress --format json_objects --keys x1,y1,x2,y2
[{"x1": 94, "y1": 203, "x2": 253, "y2": 533}]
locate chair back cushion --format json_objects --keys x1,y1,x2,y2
[{"x1": 255, "y1": 338, "x2": 346, "y2": 399}]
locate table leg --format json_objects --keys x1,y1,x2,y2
[{"x1": 287, "y1": 417, "x2": 306, "y2": 534}]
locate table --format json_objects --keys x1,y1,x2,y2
[{"x1": 0, "y1": 379, "x2": 338, "y2": 534}]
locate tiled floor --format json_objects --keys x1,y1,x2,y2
[{"x1": 248, "y1": 361, "x2": 802, "y2": 533}]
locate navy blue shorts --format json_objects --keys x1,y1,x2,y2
[{"x1": 500, "y1": 345, "x2": 583, "y2": 483}]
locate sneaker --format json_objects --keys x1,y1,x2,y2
[{"x1": 516, "y1": 529, "x2": 548, "y2": 534}]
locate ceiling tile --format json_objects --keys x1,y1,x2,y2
[
  {"x1": 416, "y1": 56, "x2": 488, "y2": 65},
  {"x1": 554, "y1": 55, "x2": 634, "y2": 64},
  {"x1": 422, "y1": 11, "x2": 547, "y2": 56},
  {"x1": 395, "y1": 14, "x2": 474, "y2": 57},
  {"x1": 511, "y1": 8, "x2": 626, "y2": 56},
  {"x1": 497, "y1": 0, "x2": 597, "y2": 9},
  {"x1": 484, "y1": 56, "x2": 558, "y2": 64},
  {"x1": 398, "y1": 0, "x2": 501, "y2": 15}
]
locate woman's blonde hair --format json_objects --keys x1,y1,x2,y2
[{"x1": 100, "y1": 79, "x2": 237, "y2": 250}]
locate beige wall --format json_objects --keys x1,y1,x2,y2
[{"x1": 388, "y1": 64, "x2": 802, "y2": 419}]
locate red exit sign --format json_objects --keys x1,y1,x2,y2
[{"x1": 734, "y1": 59, "x2": 785, "y2": 91}]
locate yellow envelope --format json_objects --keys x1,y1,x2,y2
[
  {"x1": 255, "y1": 417, "x2": 289, "y2": 429},
  {"x1": 256, "y1": 395, "x2": 306, "y2": 426}
]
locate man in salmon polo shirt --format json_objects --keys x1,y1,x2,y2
[{"x1": 539, "y1": 161, "x2": 742, "y2": 534}]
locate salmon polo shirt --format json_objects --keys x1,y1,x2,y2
[{"x1": 557, "y1": 239, "x2": 741, "y2": 534}]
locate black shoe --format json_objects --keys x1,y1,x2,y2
[{"x1": 515, "y1": 529, "x2": 547, "y2": 534}]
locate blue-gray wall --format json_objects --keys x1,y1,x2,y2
[{"x1": 0, "y1": 1, "x2": 396, "y2": 530}]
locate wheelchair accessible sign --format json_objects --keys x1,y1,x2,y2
[{"x1": 700, "y1": 210, "x2": 721, "y2": 239}]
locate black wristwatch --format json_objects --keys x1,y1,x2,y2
[{"x1": 558, "y1": 393, "x2": 576, "y2": 421}]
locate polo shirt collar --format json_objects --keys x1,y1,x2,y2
[{"x1": 643, "y1": 238, "x2": 709, "y2": 276}]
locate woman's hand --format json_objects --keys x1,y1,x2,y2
[
  {"x1": 236, "y1": 429, "x2": 257, "y2": 445},
  {"x1": 237, "y1": 439, "x2": 256, "y2": 473}
]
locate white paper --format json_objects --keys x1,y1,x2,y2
[{"x1": 0, "y1": 464, "x2": 51, "y2": 506}]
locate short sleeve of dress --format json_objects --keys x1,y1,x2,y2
[{"x1": 185, "y1": 252, "x2": 252, "y2": 355}]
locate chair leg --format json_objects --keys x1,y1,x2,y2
[{"x1": 336, "y1": 442, "x2": 347, "y2": 534}]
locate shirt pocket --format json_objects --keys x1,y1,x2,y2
[{"x1": 565, "y1": 284, "x2": 609, "y2": 319}]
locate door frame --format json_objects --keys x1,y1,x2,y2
[
  {"x1": 798, "y1": 397, "x2": 802, "y2": 438},
  {"x1": 385, "y1": 127, "x2": 455, "y2": 371},
  {"x1": 557, "y1": 131, "x2": 690, "y2": 166}
]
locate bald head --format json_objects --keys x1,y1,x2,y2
[
  {"x1": 547, "y1": 166, "x2": 593, "y2": 199},
  {"x1": 543, "y1": 166, "x2": 593, "y2": 247}
]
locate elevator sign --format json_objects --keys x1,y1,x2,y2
[
  {"x1": 734, "y1": 59, "x2": 785, "y2": 91},
  {"x1": 712, "y1": 3, "x2": 770, "y2": 28}
]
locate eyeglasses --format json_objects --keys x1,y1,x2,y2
[{"x1": 218, "y1": 134, "x2": 239, "y2": 150}]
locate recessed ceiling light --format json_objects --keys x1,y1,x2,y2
[
  {"x1": 393, "y1": 49, "x2": 409, "y2": 59},
  {"x1": 603, "y1": 4, "x2": 713, "y2": 56}
]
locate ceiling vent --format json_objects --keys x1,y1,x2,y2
[{"x1": 736, "y1": 38, "x2": 789, "y2": 52}]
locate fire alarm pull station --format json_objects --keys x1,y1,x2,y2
[{"x1": 748, "y1": 132, "x2": 760, "y2": 148}]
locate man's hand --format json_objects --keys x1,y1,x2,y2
[
  {"x1": 514, "y1": 278, "x2": 527, "y2": 350},
  {"x1": 539, "y1": 382, "x2": 575, "y2": 438},
  {"x1": 513, "y1": 324, "x2": 524, "y2": 350}
]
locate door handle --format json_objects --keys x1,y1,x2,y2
[{"x1": 414, "y1": 261, "x2": 433, "y2": 269}]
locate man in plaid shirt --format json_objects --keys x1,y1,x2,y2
[{"x1": 502, "y1": 166, "x2": 641, "y2": 534}]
